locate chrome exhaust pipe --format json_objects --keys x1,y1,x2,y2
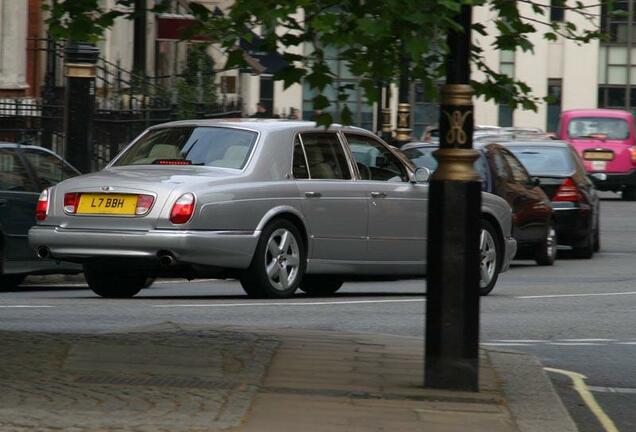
[
  {"x1": 158, "y1": 252, "x2": 176, "y2": 267},
  {"x1": 36, "y1": 246, "x2": 50, "y2": 259}
]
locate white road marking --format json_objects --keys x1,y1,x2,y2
[
  {"x1": 481, "y1": 343, "x2": 530, "y2": 346},
  {"x1": 547, "y1": 342, "x2": 603, "y2": 346},
  {"x1": 517, "y1": 291, "x2": 636, "y2": 299},
  {"x1": 0, "y1": 305, "x2": 54, "y2": 308},
  {"x1": 491, "y1": 339, "x2": 549, "y2": 343},
  {"x1": 557, "y1": 339, "x2": 616, "y2": 342},
  {"x1": 616, "y1": 342, "x2": 636, "y2": 345},
  {"x1": 153, "y1": 298, "x2": 426, "y2": 308},
  {"x1": 545, "y1": 367, "x2": 619, "y2": 432},
  {"x1": 589, "y1": 386, "x2": 636, "y2": 395}
]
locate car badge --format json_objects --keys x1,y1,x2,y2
[{"x1": 100, "y1": 186, "x2": 115, "y2": 192}]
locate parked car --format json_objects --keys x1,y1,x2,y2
[
  {"x1": 559, "y1": 109, "x2": 636, "y2": 200},
  {"x1": 421, "y1": 124, "x2": 503, "y2": 143},
  {"x1": 0, "y1": 143, "x2": 81, "y2": 288},
  {"x1": 402, "y1": 142, "x2": 556, "y2": 265},
  {"x1": 30, "y1": 120, "x2": 516, "y2": 298},
  {"x1": 500, "y1": 140, "x2": 601, "y2": 259}
]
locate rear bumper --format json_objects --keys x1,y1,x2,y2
[
  {"x1": 591, "y1": 168, "x2": 636, "y2": 190},
  {"x1": 552, "y1": 206, "x2": 592, "y2": 246},
  {"x1": 29, "y1": 225, "x2": 259, "y2": 269},
  {"x1": 502, "y1": 236, "x2": 516, "y2": 273}
]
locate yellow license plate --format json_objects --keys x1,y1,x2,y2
[
  {"x1": 583, "y1": 151, "x2": 614, "y2": 161},
  {"x1": 76, "y1": 194, "x2": 138, "y2": 215}
]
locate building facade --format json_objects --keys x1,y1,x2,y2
[{"x1": 0, "y1": 1, "x2": 626, "y2": 139}]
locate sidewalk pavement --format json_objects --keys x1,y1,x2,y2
[{"x1": 0, "y1": 323, "x2": 578, "y2": 432}]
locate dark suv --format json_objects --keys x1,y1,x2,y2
[{"x1": 0, "y1": 143, "x2": 81, "y2": 288}]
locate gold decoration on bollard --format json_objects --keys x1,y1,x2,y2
[
  {"x1": 440, "y1": 84, "x2": 474, "y2": 106},
  {"x1": 381, "y1": 108, "x2": 392, "y2": 133},
  {"x1": 431, "y1": 148, "x2": 480, "y2": 182},
  {"x1": 64, "y1": 63, "x2": 97, "y2": 78},
  {"x1": 444, "y1": 110, "x2": 472, "y2": 146},
  {"x1": 432, "y1": 83, "x2": 479, "y2": 182},
  {"x1": 394, "y1": 103, "x2": 413, "y2": 143}
]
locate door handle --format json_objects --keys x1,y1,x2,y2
[
  {"x1": 305, "y1": 192, "x2": 322, "y2": 198},
  {"x1": 0, "y1": 199, "x2": 7, "y2": 207},
  {"x1": 370, "y1": 192, "x2": 386, "y2": 199}
]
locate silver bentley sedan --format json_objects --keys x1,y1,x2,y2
[{"x1": 29, "y1": 120, "x2": 516, "y2": 298}]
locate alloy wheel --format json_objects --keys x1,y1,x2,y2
[
  {"x1": 264, "y1": 228, "x2": 300, "y2": 292},
  {"x1": 546, "y1": 226, "x2": 557, "y2": 260},
  {"x1": 480, "y1": 228, "x2": 497, "y2": 289}
]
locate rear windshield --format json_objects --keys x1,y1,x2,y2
[
  {"x1": 567, "y1": 117, "x2": 630, "y2": 140},
  {"x1": 113, "y1": 127, "x2": 258, "y2": 169},
  {"x1": 507, "y1": 146, "x2": 574, "y2": 175}
]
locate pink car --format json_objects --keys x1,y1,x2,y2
[{"x1": 559, "y1": 109, "x2": 636, "y2": 200}]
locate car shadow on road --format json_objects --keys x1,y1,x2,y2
[
  {"x1": 139, "y1": 291, "x2": 426, "y2": 301},
  {"x1": 1, "y1": 285, "x2": 88, "y2": 293}
]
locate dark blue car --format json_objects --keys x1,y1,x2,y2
[{"x1": 0, "y1": 143, "x2": 81, "y2": 288}]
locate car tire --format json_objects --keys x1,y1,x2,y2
[
  {"x1": 622, "y1": 186, "x2": 636, "y2": 201},
  {"x1": 479, "y1": 219, "x2": 502, "y2": 296},
  {"x1": 240, "y1": 219, "x2": 306, "y2": 299},
  {"x1": 84, "y1": 263, "x2": 152, "y2": 298},
  {"x1": 572, "y1": 231, "x2": 594, "y2": 259},
  {"x1": 535, "y1": 221, "x2": 557, "y2": 266},
  {"x1": 300, "y1": 276, "x2": 344, "y2": 296},
  {"x1": 0, "y1": 274, "x2": 26, "y2": 289}
]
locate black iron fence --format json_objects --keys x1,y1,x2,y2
[{"x1": 0, "y1": 38, "x2": 242, "y2": 170}]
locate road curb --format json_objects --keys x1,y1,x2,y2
[{"x1": 487, "y1": 348, "x2": 579, "y2": 432}]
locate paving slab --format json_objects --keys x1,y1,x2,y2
[{"x1": 0, "y1": 323, "x2": 578, "y2": 431}]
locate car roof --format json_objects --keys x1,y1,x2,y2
[
  {"x1": 0, "y1": 142, "x2": 61, "y2": 152},
  {"x1": 147, "y1": 119, "x2": 371, "y2": 134},
  {"x1": 401, "y1": 141, "x2": 493, "y2": 151},
  {"x1": 497, "y1": 140, "x2": 571, "y2": 148},
  {"x1": 561, "y1": 108, "x2": 632, "y2": 119}
]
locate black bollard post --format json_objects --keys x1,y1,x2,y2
[
  {"x1": 424, "y1": 5, "x2": 481, "y2": 392},
  {"x1": 63, "y1": 42, "x2": 99, "y2": 173}
]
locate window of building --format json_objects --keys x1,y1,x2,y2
[
  {"x1": 302, "y1": 47, "x2": 373, "y2": 130},
  {"x1": 498, "y1": 50, "x2": 515, "y2": 127},
  {"x1": 550, "y1": 0, "x2": 565, "y2": 22},
  {"x1": 412, "y1": 82, "x2": 439, "y2": 140},
  {"x1": 546, "y1": 79, "x2": 562, "y2": 132}
]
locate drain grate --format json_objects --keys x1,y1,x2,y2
[{"x1": 74, "y1": 375, "x2": 238, "y2": 390}]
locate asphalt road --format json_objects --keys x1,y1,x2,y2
[{"x1": 2, "y1": 193, "x2": 635, "y2": 432}]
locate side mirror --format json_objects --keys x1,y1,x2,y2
[
  {"x1": 590, "y1": 172, "x2": 607, "y2": 181},
  {"x1": 411, "y1": 166, "x2": 431, "y2": 183},
  {"x1": 531, "y1": 177, "x2": 541, "y2": 187}
]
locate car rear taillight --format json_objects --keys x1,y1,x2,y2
[
  {"x1": 64, "y1": 192, "x2": 80, "y2": 214},
  {"x1": 630, "y1": 146, "x2": 636, "y2": 166},
  {"x1": 135, "y1": 194, "x2": 155, "y2": 215},
  {"x1": 36, "y1": 189, "x2": 50, "y2": 221},
  {"x1": 553, "y1": 178, "x2": 582, "y2": 202},
  {"x1": 170, "y1": 193, "x2": 195, "y2": 224}
]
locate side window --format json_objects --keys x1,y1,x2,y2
[
  {"x1": 21, "y1": 149, "x2": 78, "y2": 188},
  {"x1": 0, "y1": 149, "x2": 35, "y2": 192},
  {"x1": 501, "y1": 150, "x2": 531, "y2": 183},
  {"x1": 299, "y1": 133, "x2": 351, "y2": 180},
  {"x1": 292, "y1": 137, "x2": 309, "y2": 179},
  {"x1": 345, "y1": 134, "x2": 408, "y2": 182}
]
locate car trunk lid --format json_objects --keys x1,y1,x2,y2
[{"x1": 49, "y1": 166, "x2": 241, "y2": 231}]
